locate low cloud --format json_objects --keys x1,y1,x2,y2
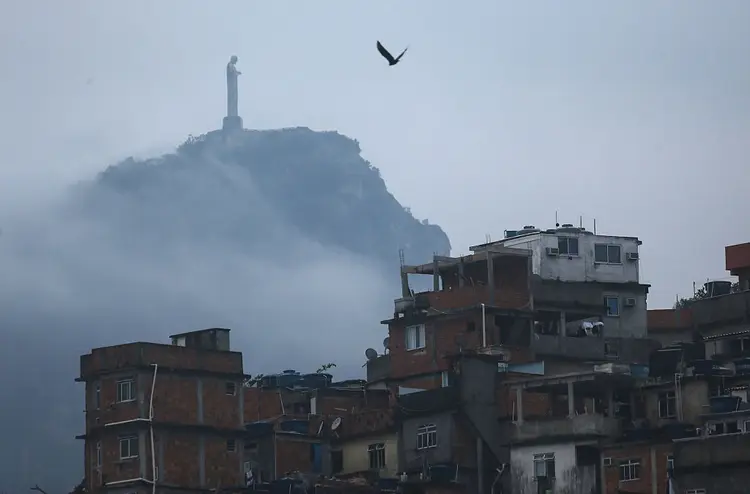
[{"x1": 0, "y1": 150, "x2": 395, "y2": 492}]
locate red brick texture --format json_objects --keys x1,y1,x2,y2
[
  {"x1": 80, "y1": 342, "x2": 244, "y2": 379},
  {"x1": 275, "y1": 436, "x2": 316, "y2": 475},
  {"x1": 647, "y1": 309, "x2": 693, "y2": 332},
  {"x1": 81, "y1": 343, "x2": 245, "y2": 492},
  {"x1": 601, "y1": 443, "x2": 673, "y2": 494}
]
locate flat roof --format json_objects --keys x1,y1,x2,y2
[{"x1": 169, "y1": 327, "x2": 231, "y2": 339}]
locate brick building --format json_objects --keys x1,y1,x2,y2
[{"x1": 77, "y1": 328, "x2": 247, "y2": 494}]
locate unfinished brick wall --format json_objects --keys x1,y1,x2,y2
[
  {"x1": 275, "y1": 436, "x2": 316, "y2": 476},
  {"x1": 601, "y1": 442, "x2": 674, "y2": 494}
]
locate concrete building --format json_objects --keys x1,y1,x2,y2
[
  {"x1": 471, "y1": 224, "x2": 648, "y2": 338},
  {"x1": 77, "y1": 328, "x2": 247, "y2": 494}
]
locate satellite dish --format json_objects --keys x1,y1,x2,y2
[
  {"x1": 383, "y1": 337, "x2": 390, "y2": 349},
  {"x1": 316, "y1": 421, "x2": 325, "y2": 436},
  {"x1": 331, "y1": 417, "x2": 342, "y2": 431},
  {"x1": 365, "y1": 348, "x2": 378, "y2": 360}
]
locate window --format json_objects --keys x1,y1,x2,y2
[
  {"x1": 744, "y1": 420, "x2": 750, "y2": 433},
  {"x1": 658, "y1": 392, "x2": 677, "y2": 418},
  {"x1": 441, "y1": 371, "x2": 450, "y2": 388},
  {"x1": 95, "y1": 384, "x2": 101, "y2": 410},
  {"x1": 95, "y1": 441, "x2": 102, "y2": 467},
  {"x1": 416, "y1": 424, "x2": 437, "y2": 449},
  {"x1": 405, "y1": 324, "x2": 426, "y2": 351},
  {"x1": 666, "y1": 455, "x2": 674, "y2": 475},
  {"x1": 533, "y1": 453, "x2": 555, "y2": 479},
  {"x1": 595, "y1": 243, "x2": 622, "y2": 264},
  {"x1": 368, "y1": 443, "x2": 386, "y2": 469},
  {"x1": 685, "y1": 490, "x2": 706, "y2": 494},
  {"x1": 227, "y1": 439, "x2": 236, "y2": 452},
  {"x1": 116, "y1": 378, "x2": 136, "y2": 403},
  {"x1": 605, "y1": 297, "x2": 620, "y2": 317},
  {"x1": 619, "y1": 459, "x2": 640, "y2": 481},
  {"x1": 119, "y1": 435, "x2": 139, "y2": 460},
  {"x1": 225, "y1": 381, "x2": 237, "y2": 396},
  {"x1": 557, "y1": 237, "x2": 579, "y2": 256}
]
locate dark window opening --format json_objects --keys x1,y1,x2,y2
[
  {"x1": 331, "y1": 451, "x2": 343, "y2": 474},
  {"x1": 595, "y1": 244, "x2": 622, "y2": 264},
  {"x1": 558, "y1": 237, "x2": 579, "y2": 256},
  {"x1": 466, "y1": 321, "x2": 476, "y2": 332}
]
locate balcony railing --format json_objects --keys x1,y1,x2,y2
[
  {"x1": 674, "y1": 433, "x2": 750, "y2": 469},
  {"x1": 505, "y1": 414, "x2": 621, "y2": 444},
  {"x1": 532, "y1": 334, "x2": 605, "y2": 360}
]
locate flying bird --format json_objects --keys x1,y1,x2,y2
[{"x1": 376, "y1": 41, "x2": 408, "y2": 66}]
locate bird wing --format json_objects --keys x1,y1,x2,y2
[
  {"x1": 376, "y1": 41, "x2": 396, "y2": 64},
  {"x1": 394, "y1": 46, "x2": 409, "y2": 63}
]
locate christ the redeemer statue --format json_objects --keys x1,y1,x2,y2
[{"x1": 222, "y1": 55, "x2": 243, "y2": 131}]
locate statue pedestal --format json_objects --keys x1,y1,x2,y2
[{"x1": 222, "y1": 116, "x2": 243, "y2": 132}]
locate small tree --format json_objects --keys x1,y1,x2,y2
[
  {"x1": 674, "y1": 281, "x2": 740, "y2": 309},
  {"x1": 316, "y1": 363, "x2": 336, "y2": 373}
]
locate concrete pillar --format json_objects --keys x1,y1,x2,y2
[
  {"x1": 476, "y1": 437, "x2": 485, "y2": 494},
  {"x1": 433, "y1": 256, "x2": 440, "y2": 291},
  {"x1": 401, "y1": 269, "x2": 410, "y2": 297},
  {"x1": 607, "y1": 388, "x2": 615, "y2": 417},
  {"x1": 559, "y1": 311, "x2": 566, "y2": 340},
  {"x1": 486, "y1": 251, "x2": 495, "y2": 302},
  {"x1": 567, "y1": 381, "x2": 575, "y2": 417},
  {"x1": 516, "y1": 387, "x2": 524, "y2": 424}
]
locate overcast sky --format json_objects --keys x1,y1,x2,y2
[
  {"x1": 1, "y1": 0, "x2": 749, "y2": 305},
  {"x1": 0, "y1": 1, "x2": 748, "y2": 489}
]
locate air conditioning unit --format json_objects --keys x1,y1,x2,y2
[
  {"x1": 603, "y1": 457, "x2": 613, "y2": 467},
  {"x1": 545, "y1": 247, "x2": 559, "y2": 257},
  {"x1": 626, "y1": 252, "x2": 639, "y2": 261},
  {"x1": 624, "y1": 297, "x2": 637, "y2": 307}
]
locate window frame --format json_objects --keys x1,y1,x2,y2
[
  {"x1": 604, "y1": 296, "x2": 620, "y2": 317},
  {"x1": 94, "y1": 384, "x2": 101, "y2": 410},
  {"x1": 557, "y1": 237, "x2": 579, "y2": 256},
  {"x1": 405, "y1": 324, "x2": 426, "y2": 351},
  {"x1": 658, "y1": 391, "x2": 677, "y2": 419},
  {"x1": 618, "y1": 459, "x2": 641, "y2": 482},
  {"x1": 95, "y1": 441, "x2": 102, "y2": 467},
  {"x1": 416, "y1": 423, "x2": 437, "y2": 450},
  {"x1": 367, "y1": 442, "x2": 386, "y2": 470},
  {"x1": 227, "y1": 439, "x2": 237, "y2": 452},
  {"x1": 116, "y1": 378, "x2": 136, "y2": 403},
  {"x1": 119, "y1": 435, "x2": 139, "y2": 460},
  {"x1": 594, "y1": 243, "x2": 622, "y2": 265},
  {"x1": 532, "y1": 452, "x2": 556, "y2": 479},
  {"x1": 225, "y1": 381, "x2": 237, "y2": 396}
]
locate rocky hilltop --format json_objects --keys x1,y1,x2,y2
[{"x1": 81, "y1": 127, "x2": 450, "y2": 265}]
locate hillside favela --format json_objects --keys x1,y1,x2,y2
[
  {"x1": 2, "y1": 4, "x2": 748, "y2": 494},
  {"x1": 78, "y1": 211, "x2": 750, "y2": 494}
]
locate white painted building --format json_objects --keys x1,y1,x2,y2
[
  {"x1": 471, "y1": 224, "x2": 648, "y2": 338},
  {"x1": 510, "y1": 441, "x2": 598, "y2": 494},
  {"x1": 471, "y1": 224, "x2": 641, "y2": 285}
]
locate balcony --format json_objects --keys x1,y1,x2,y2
[
  {"x1": 691, "y1": 290, "x2": 750, "y2": 327},
  {"x1": 366, "y1": 355, "x2": 390, "y2": 383},
  {"x1": 505, "y1": 414, "x2": 621, "y2": 444},
  {"x1": 532, "y1": 334, "x2": 605, "y2": 360},
  {"x1": 674, "y1": 433, "x2": 750, "y2": 469}
]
